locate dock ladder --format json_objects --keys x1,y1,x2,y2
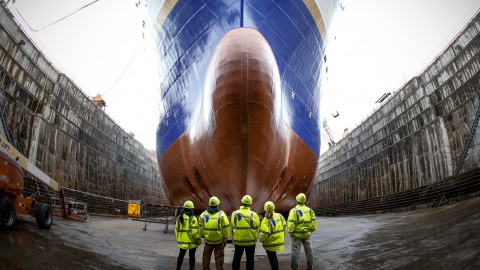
[{"x1": 454, "y1": 89, "x2": 480, "y2": 176}]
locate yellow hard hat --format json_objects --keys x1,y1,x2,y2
[
  {"x1": 241, "y1": 195, "x2": 252, "y2": 205},
  {"x1": 209, "y1": 196, "x2": 220, "y2": 206},
  {"x1": 296, "y1": 193, "x2": 307, "y2": 203},
  {"x1": 264, "y1": 201, "x2": 275, "y2": 212},
  {"x1": 183, "y1": 200, "x2": 194, "y2": 209}
]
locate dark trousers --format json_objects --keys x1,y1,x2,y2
[
  {"x1": 202, "y1": 243, "x2": 225, "y2": 270},
  {"x1": 177, "y1": 248, "x2": 196, "y2": 270},
  {"x1": 232, "y1": 244, "x2": 256, "y2": 270},
  {"x1": 266, "y1": 250, "x2": 279, "y2": 270}
]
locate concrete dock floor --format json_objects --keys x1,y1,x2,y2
[{"x1": 1, "y1": 197, "x2": 480, "y2": 269}]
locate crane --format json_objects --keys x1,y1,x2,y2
[{"x1": 322, "y1": 118, "x2": 336, "y2": 147}]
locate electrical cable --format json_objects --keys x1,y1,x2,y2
[
  {"x1": 135, "y1": 123, "x2": 157, "y2": 136},
  {"x1": 10, "y1": 0, "x2": 143, "y2": 97},
  {"x1": 101, "y1": 42, "x2": 142, "y2": 96},
  {"x1": 12, "y1": 0, "x2": 101, "y2": 32}
]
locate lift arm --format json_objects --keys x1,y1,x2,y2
[{"x1": 0, "y1": 134, "x2": 59, "y2": 192}]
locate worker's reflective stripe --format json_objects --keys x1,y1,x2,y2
[
  {"x1": 288, "y1": 219, "x2": 313, "y2": 225},
  {"x1": 178, "y1": 241, "x2": 197, "y2": 245},
  {"x1": 177, "y1": 226, "x2": 198, "y2": 232},
  {"x1": 201, "y1": 210, "x2": 228, "y2": 245},
  {"x1": 233, "y1": 226, "x2": 253, "y2": 230},
  {"x1": 204, "y1": 227, "x2": 222, "y2": 231},
  {"x1": 260, "y1": 213, "x2": 286, "y2": 252},
  {"x1": 261, "y1": 228, "x2": 284, "y2": 235},
  {"x1": 203, "y1": 211, "x2": 224, "y2": 230},
  {"x1": 234, "y1": 239, "x2": 256, "y2": 244},
  {"x1": 206, "y1": 238, "x2": 224, "y2": 244},
  {"x1": 263, "y1": 242, "x2": 284, "y2": 248},
  {"x1": 205, "y1": 217, "x2": 219, "y2": 222},
  {"x1": 217, "y1": 211, "x2": 224, "y2": 229},
  {"x1": 278, "y1": 216, "x2": 285, "y2": 233},
  {"x1": 175, "y1": 214, "x2": 200, "y2": 249},
  {"x1": 232, "y1": 208, "x2": 259, "y2": 246},
  {"x1": 288, "y1": 206, "x2": 315, "y2": 239},
  {"x1": 268, "y1": 215, "x2": 285, "y2": 235},
  {"x1": 176, "y1": 216, "x2": 194, "y2": 232},
  {"x1": 232, "y1": 211, "x2": 254, "y2": 229},
  {"x1": 264, "y1": 224, "x2": 284, "y2": 235},
  {"x1": 291, "y1": 207, "x2": 314, "y2": 224}
]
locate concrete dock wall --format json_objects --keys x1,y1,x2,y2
[
  {"x1": 0, "y1": 5, "x2": 167, "y2": 205},
  {"x1": 312, "y1": 13, "x2": 480, "y2": 209}
]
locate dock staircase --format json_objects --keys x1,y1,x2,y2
[{"x1": 454, "y1": 89, "x2": 480, "y2": 176}]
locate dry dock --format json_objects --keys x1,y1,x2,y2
[
  {"x1": 313, "y1": 11, "x2": 480, "y2": 214},
  {"x1": 1, "y1": 197, "x2": 479, "y2": 270}
]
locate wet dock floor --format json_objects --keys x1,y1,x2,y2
[{"x1": 1, "y1": 197, "x2": 480, "y2": 269}]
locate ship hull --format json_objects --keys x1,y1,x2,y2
[
  {"x1": 151, "y1": 0, "x2": 339, "y2": 213},
  {"x1": 159, "y1": 28, "x2": 318, "y2": 213}
]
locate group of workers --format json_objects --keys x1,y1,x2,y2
[{"x1": 174, "y1": 193, "x2": 317, "y2": 270}]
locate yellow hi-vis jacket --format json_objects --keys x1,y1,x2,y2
[
  {"x1": 199, "y1": 208, "x2": 230, "y2": 244},
  {"x1": 231, "y1": 206, "x2": 260, "y2": 246},
  {"x1": 259, "y1": 212, "x2": 286, "y2": 252},
  {"x1": 175, "y1": 213, "x2": 200, "y2": 249},
  {"x1": 287, "y1": 204, "x2": 316, "y2": 239}
]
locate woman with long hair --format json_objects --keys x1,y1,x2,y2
[{"x1": 175, "y1": 200, "x2": 201, "y2": 270}]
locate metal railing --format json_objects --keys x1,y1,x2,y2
[{"x1": 314, "y1": 168, "x2": 480, "y2": 216}]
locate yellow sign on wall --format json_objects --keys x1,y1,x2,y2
[{"x1": 128, "y1": 203, "x2": 141, "y2": 218}]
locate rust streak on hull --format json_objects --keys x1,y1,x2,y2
[{"x1": 158, "y1": 29, "x2": 317, "y2": 214}]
